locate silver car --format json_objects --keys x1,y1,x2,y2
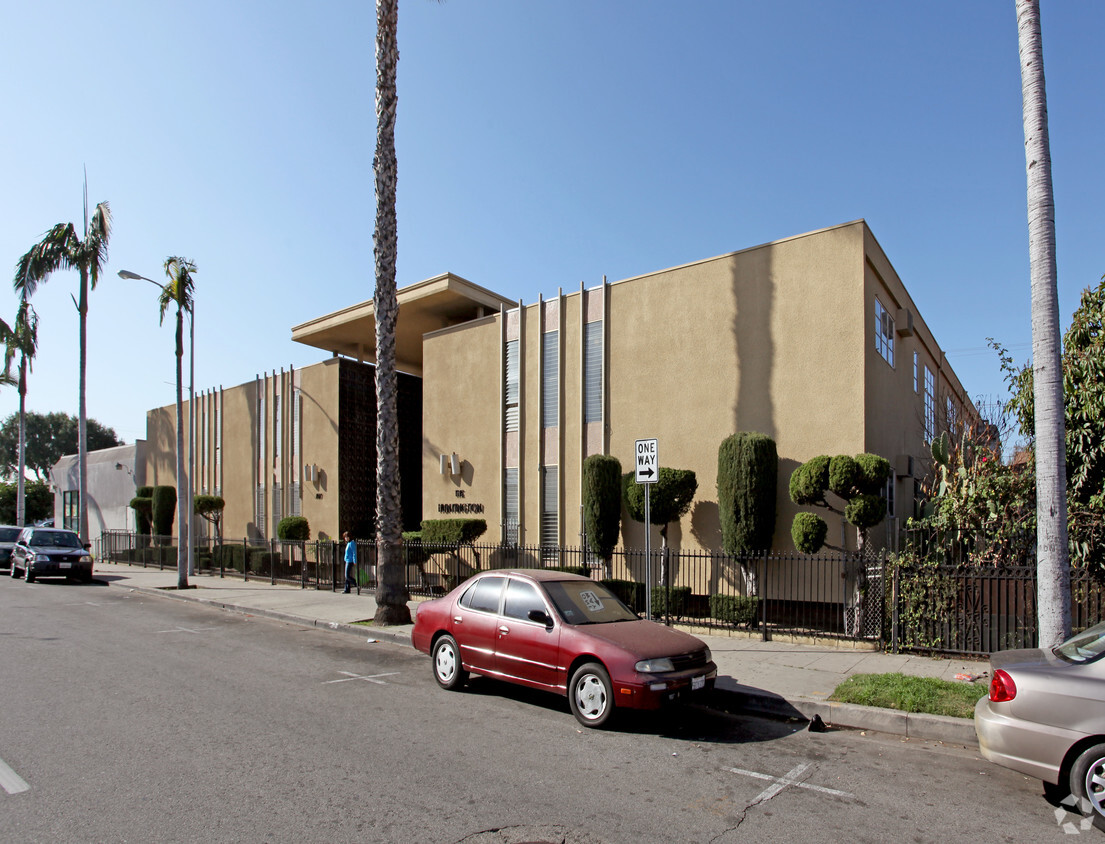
[
  {"x1": 9, "y1": 527, "x2": 94, "y2": 583},
  {"x1": 975, "y1": 621, "x2": 1105, "y2": 829}
]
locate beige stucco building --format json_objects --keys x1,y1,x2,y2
[
  {"x1": 418, "y1": 220, "x2": 970, "y2": 555},
  {"x1": 132, "y1": 220, "x2": 971, "y2": 560}
]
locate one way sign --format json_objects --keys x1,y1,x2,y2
[{"x1": 635, "y1": 438, "x2": 658, "y2": 484}]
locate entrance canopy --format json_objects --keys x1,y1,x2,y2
[{"x1": 291, "y1": 273, "x2": 514, "y2": 375}]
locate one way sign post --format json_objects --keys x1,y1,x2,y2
[{"x1": 635, "y1": 438, "x2": 658, "y2": 619}]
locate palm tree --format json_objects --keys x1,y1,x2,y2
[
  {"x1": 1016, "y1": 0, "x2": 1069, "y2": 647},
  {"x1": 158, "y1": 257, "x2": 197, "y2": 590},
  {"x1": 372, "y1": 0, "x2": 411, "y2": 625},
  {"x1": 0, "y1": 299, "x2": 40, "y2": 526},
  {"x1": 13, "y1": 199, "x2": 111, "y2": 544}
]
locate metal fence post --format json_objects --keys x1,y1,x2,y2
[
  {"x1": 891, "y1": 561, "x2": 900, "y2": 655},
  {"x1": 759, "y1": 552, "x2": 769, "y2": 642}
]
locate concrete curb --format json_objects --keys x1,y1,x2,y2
[{"x1": 105, "y1": 577, "x2": 979, "y2": 747}]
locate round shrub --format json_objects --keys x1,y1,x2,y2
[
  {"x1": 277, "y1": 516, "x2": 310, "y2": 540},
  {"x1": 828, "y1": 455, "x2": 859, "y2": 499},
  {"x1": 854, "y1": 453, "x2": 892, "y2": 495},
  {"x1": 845, "y1": 494, "x2": 886, "y2": 531},
  {"x1": 792, "y1": 512, "x2": 828, "y2": 554},
  {"x1": 789, "y1": 455, "x2": 830, "y2": 505}
]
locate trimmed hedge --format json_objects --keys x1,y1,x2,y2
[
  {"x1": 601, "y1": 578, "x2": 645, "y2": 613},
  {"x1": 710, "y1": 594, "x2": 760, "y2": 627},
  {"x1": 420, "y1": 518, "x2": 487, "y2": 545},
  {"x1": 277, "y1": 516, "x2": 310, "y2": 540},
  {"x1": 651, "y1": 585, "x2": 691, "y2": 618},
  {"x1": 582, "y1": 454, "x2": 622, "y2": 560},
  {"x1": 152, "y1": 485, "x2": 176, "y2": 537},
  {"x1": 792, "y1": 512, "x2": 828, "y2": 555}
]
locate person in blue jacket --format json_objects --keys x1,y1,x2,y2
[{"x1": 342, "y1": 531, "x2": 357, "y2": 594}]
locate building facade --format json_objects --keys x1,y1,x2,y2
[
  {"x1": 420, "y1": 220, "x2": 973, "y2": 555},
  {"x1": 51, "y1": 441, "x2": 147, "y2": 536},
  {"x1": 142, "y1": 357, "x2": 422, "y2": 542}
]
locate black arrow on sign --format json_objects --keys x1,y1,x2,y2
[{"x1": 640, "y1": 467, "x2": 655, "y2": 480}]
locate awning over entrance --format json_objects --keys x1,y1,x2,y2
[{"x1": 290, "y1": 273, "x2": 515, "y2": 375}]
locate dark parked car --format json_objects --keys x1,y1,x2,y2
[
  {"x1": 975, "y1": 620, "x2": 1105, "y2": 829},
  {"x1": 9, "y1": 527, "x2": 94, "y2": 583},
  {"x1": 0, "y1": 525, "x2": 20, "y2": 572},
  {"x1": 412, "y1": 569, "x2": 717, "y2": 727}
]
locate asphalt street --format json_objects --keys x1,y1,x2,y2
[{"x1": 0, "y1": 576, "x2": 1085, "y2": 843}]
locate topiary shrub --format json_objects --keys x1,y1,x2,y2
[
  {"x1": 792, "y1": 512, "x2": 828, "y2": 554},
  {"x1": 130, "y1": 496, "x2": 153, "y2": 536},
  {"x1": 583, "y1": 454, "x2": 622, "y2": 563},
  {"x1": 710, "y1": 594, "x2": 760, "y2": 627},
  {"x1": 277, "y1": 516, "x2": 310, "y2": 540},
  {"x1": 151, "y1": 485, "x2": 176, "y2": 538},
  {"x1": 854, "y1": 454, "x2": 892, "y2": 496},
  {"x1": 789, "y1": 455, "x2": 830, "y2": 505},
  {"x1": 828, "y1": 455, "x2": 859, "y2": 498},
  {"x1": 421, "y1": 518, "x2": 487, "y2": 545},
  {"x1": 718, "y1": 432, "x2": 778, "y2": 554}
]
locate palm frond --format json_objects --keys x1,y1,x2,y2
[
  {"x1": 84, "y1": 202, "x2": 112, "y2": 290},
  {"x1": 13, "y1": 223, "x2": 79, "y2": 297}
]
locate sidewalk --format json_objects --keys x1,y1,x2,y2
[{"x1": 90, "y1": 561, "x2": 987, "y2": 746}]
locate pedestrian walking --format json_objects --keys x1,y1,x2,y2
[{"x1": 343, "y1": 531, "x2": 357, "y2": 594}]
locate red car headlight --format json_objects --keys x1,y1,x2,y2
[{"x1": 988, "y1": 669, "x2": 1017, "y2": 702}]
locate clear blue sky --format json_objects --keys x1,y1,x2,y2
[{"x1": 1, "y1": 1, "x2": 1102, "y2": 446}]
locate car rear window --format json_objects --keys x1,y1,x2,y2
[
  {"x1": 459, "y1": 576, "x2": 505, "y2": 613},
  {"x1": 544, "y1": 581, "x2": 637, "y2": 625},
  {"x1": 1055, "y1": 621, "x2": 1105, "y2": 664},
  {"x1": 0, "y1": 528, "x2": 20, "y2": 542}
]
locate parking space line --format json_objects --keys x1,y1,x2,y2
[
  {"x1": 323, "y1": 671, "x2": 399, "y2": 685},
  {"x1": 156, "y1": 626, "x2": 219, "y2": 634},
  {"x1": 727, "y1": 764, "x2": 855, "y2": 803},
  {"x1": 0, "y1": 757, "x2": 30, "y2": 795}
]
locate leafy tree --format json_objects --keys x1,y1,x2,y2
[
  {"x1": 14, "y1": 197, "x2": 112, "y2": 544},
  {"x1": 194, "y1": 494, "x2": 225, "y2": 546},
  {"x1": 622, "y1": 468, "x2": 697, "y2": 589},
  {"x1": 582, "y1": 454, "x2": 622, "y2": 574},
  {"x1": 0, "y1": 298, "x2": 39, "y2": 524},
  {"x1": 0, "y1": 411, "x2": 122, "y2": 481},
  {"x1": 1016, "y1": 0, "x2": 1069, "y2": 646},
  {"x1": 158, "y1": 257, "x2": 197, "y2": 589},
  {"x1": 0, "y1": 479, "x2": 52, "y2": 524}
]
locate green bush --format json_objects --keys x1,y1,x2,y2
[
  {"x1": 583, "y1": 455, "x2": 622, "y2": 560},
  {"x1": 845, "y1": 493, "x2": 886, "y2": 531},
  {"x1": 651, "y1": 585, "x2": 691, "y2": 618},
  {"x1": 710, "y1": 594, "x2": 760, "y2": 626},
  {"x1": 854, "y1": 453, "x2": 892, "y2": 496},
  {"x1": 789, "y1": 455, "x2": 830, "y2": 505},
  {"x1": 421, "y1": 518, "x2": 487, "y2": 545},
  {"x1": 602, "y1": 578, "x2": 645, "y2": 613},
  {"x1": 828, "y1": 455, "x2": 859, "y2": 498},
  {"x1": 130, "y1": 496, "x2": 153, "y2": 535},
  {"x1": 718, "y1": 432, "x2": 778, "y2": 554},
  {"x1": 545, "y1": 565, "x2": 590, "y2": 577},
  {"x1": 277, "y1": 516, "x2": 310, "y2": 540},
  {"x1": 152, "y1": 485, "x2": 176, "y2": 537},
  {"x1": 792, "y1": 512, "x2": 828, "y2": 554}
]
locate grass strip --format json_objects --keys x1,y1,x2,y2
[{"x1": 829, "y1": 672, "x2": 986, "y2": 719}]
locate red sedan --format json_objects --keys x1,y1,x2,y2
[{"x1": 411, "y1": 569, "x2": 717, "y2": 727}]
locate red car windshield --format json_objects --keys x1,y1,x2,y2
[{"x1": 544, "y1": 581, "x2": 637, "y2": 625}]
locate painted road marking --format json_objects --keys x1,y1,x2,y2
[
  {"x1": 0, "y1": 757, "x2": 30, "y2": 795},
  {"x1": 727, "y1": 763, "x2": 855, "y2": 804},
  {"x1": 156, "y1": 626, "x2": 219, "y2": 634},
  {"x1": 323, "y1": 671, "x2": 400, "y2": 686}
]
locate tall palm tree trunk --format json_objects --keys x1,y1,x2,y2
[
  {"x1": 77, "y1": 265, "x2": 90, "y2": 543},
  {"x1": 1017, "y1": 0, "x2": 1069, "y2": 647},
  {"x1": 372, "y1": 0, "x2": 410, "y2": 625},
  {"x1": 175, "y1": 311, "x2": 189, "y2": 588},
  {"x1": 16, "y1": 355, "x2": 27, "y2": 526}
]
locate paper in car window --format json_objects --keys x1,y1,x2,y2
[{"x1": 580, "y1": 590, "x2": 603, "y2": 612}]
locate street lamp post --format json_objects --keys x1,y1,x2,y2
[{"x1": 118, "y1": 269, "x2": 195, "y2": 576}]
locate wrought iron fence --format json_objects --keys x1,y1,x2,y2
[{"x1": 95, "y1": 530, "x2": 1105, "y2": 656}]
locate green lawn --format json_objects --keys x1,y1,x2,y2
[{"x1": 829, "y1": 673, "x2": 987, "y2": 719}]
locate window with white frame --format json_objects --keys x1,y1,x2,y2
[
  {"x1": 946, "y1": 396, "x2": 958, "y2": 435},
  {"x1": 874, "y1": 297, "x2": 894, "y2": 366},
  {"x1": 913, "y1": 351, "x2": 919, "y2": 393},
  {"x1": 924, "y1": 366, "x2": 936, "y2": 442}
]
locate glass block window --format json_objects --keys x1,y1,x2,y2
[
  {"x1": 913, "y1": 351, "x2": 919, "y2": 393},
  {"x1": 875, "y1": 297, "x2": 894, "y2": 367},
  {"x1": 540, "y1": 466, "x2": 558, "y2": 549}
]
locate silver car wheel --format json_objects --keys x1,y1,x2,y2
[
  {"x1": 569, "y1": 662, "x2": 613, "y2": 728},
  {"x1": 1071, "y1": 743, "x2": 1105, "y2": 826},
  {"x1": 432, "y1": 634, "x2": 467, "y2": 691}
]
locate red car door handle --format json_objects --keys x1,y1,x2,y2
[
  {"x1": 453, "y1": 615, "x2": 463, "y2": 623},
  {"x1": 499, "y1": 626, "x2": 510, "y2": 634}
]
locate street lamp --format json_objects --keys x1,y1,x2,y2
[{"x1": 118, "y1": 269, "x2": 196, "y2": 576}]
